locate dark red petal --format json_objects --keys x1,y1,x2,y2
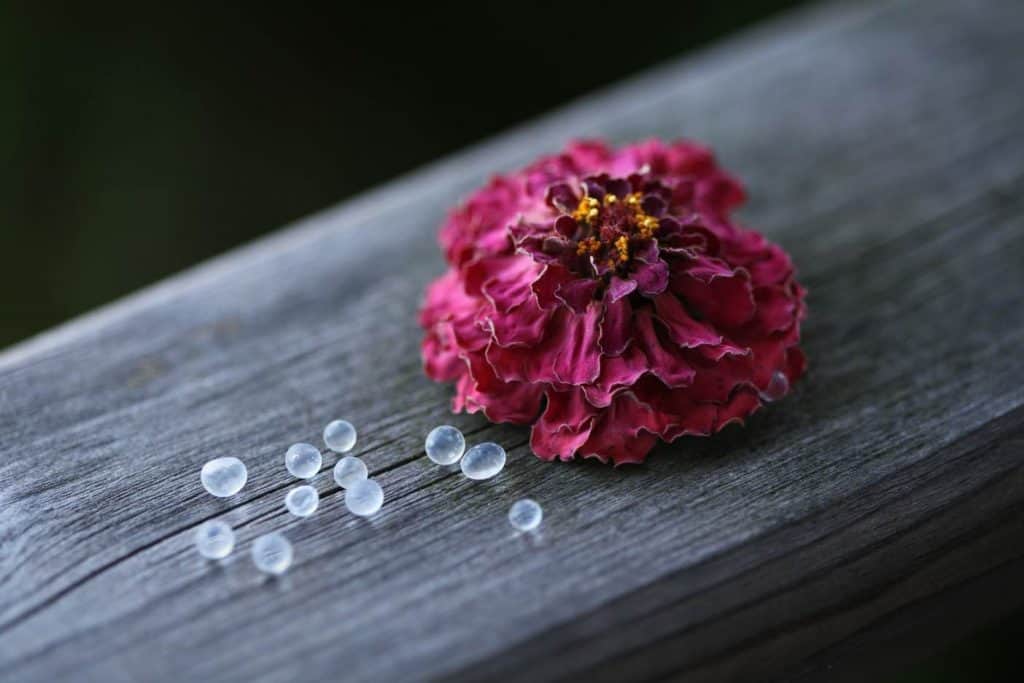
[
  {"x1": 556, "y1": 278, "x2": 600, "y2": 313},
  {"x1": 546, "y1": 182, "x2": 579, "y2": 213},
  {"x1": 714, "y1": 388, "x2": 762, "y2": 430},
  {"x1": 486, "y1": 303, "x2": 602, "y2": 385},
  {"x1": 489, "y1": 297, "x2": 552, "y2": 347},
  {"x1": 751, "y1": 284, "x2": 798, "y2": 335},
  {"x1": 652, "y1": 292, "x2": 723, "y2": 348},
  {"x1": 601, "y1": 293, "x2": 633, "y2": 356},
  {"x1": 607, "y1": 276, "x2": 637, "y2": 302},
  {"x1": 583, "y1": 344, "x2": 648, "y2": 407},
  {"x1": 530, "y1": 388, "x2": 599, "y2": 460},
  {"x1": 461, "y1": 350, "x2": 544, "y2": 423},
  {"x1": 635, "y1": 309, "x2": 696, "y2": 387},
  {"x1": 632, "y1": 258, "x2": 670, "y2": 297},
  {"x1": 577, "y1": 393, "x2": 663, "y2": 465},
  {"x1": 532, "y1": 263, "x2": 574, "y2": 309},
  {"x1": 671, "y1": 264, "x2": 756, "y2": 329}
]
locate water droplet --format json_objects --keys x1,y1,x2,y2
[
  {"x1": 425, "y1": 425, "x2": 465, "y2": 465},
  {"x1": 323, "y1": 419, "x2": 357, "y2": 453},
  {"x1": 461, "y1": 442, "x2": 506, "y2": 480},
  {"x1": 333, "y1": 455, "x2": 368, "y2": 488},
  {"x1": 508, "y1": 499, "x2": 543, "y2": 532},
  {"x1": 345, "y1": 478, "x2": 383, "y2": 517},
  {"x1": 200, "y1": 457, "x2": 247, "y2": 497},
  {"x1": 252, "y1": 533, "x2": 293, "y2": 575},
  {"x1": 285, "y1": 443, "x2": 322, "y2": 479},
  {"x1": 761, "y1": 370, "x2": 790, "y2": 402},
  {"x1": 195, "y1": 520, "x2": 235, "y2": 559},
  {"x1": 285, "y1": 485, "x2": 319, "y2": 517}
]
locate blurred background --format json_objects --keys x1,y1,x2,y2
[
  {"x1": 2, "y1": 1, "x2": 808, "y2": 350},
  {"x1": 0, "y1": 1, "x2": 1018, "y2": 679}
]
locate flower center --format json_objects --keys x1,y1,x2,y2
[{"x1": 571, "y1": 192, "x2": 660, "y2": 272}]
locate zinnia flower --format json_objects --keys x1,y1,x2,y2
[{"x1": 420, "y1": 139, "x2": 806, "y2": 465}]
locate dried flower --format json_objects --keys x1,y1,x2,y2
[{"x1": 420, "y1": 140, "x2": 806, "y2": 465}]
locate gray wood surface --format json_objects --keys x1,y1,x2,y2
[{"x1": 2, "y1": 0, "x2": 1024, "y2": 681}]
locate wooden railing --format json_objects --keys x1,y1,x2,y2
[{"x1": 1, "y1": 0, "x2": 1023, "y2": 680}]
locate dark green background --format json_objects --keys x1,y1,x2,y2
[
  {"x1": 0, "y1": 2, "x2": 1017, "y2": 678},
  {"x1": 4, "y1": 1, "x2": 810, "y2": 349}
]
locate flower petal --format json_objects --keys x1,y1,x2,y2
[
  {"x1": 556, "y1": 278, "x2": 600, "y2": 313},
  {"x1": 530, "y1": 388, "x2": 598, "y2": 461},
  {"x1": 600, "y1": 293, "x2": 633, "y2": 356},
  {"x1": 635, "y1": 308, "x2": 695, "y2": 387},
  {"x1": 486, "y1": 303, "x2": 602, "y2": 385},
  {"x1": 652, "y1": 292, "x2": 723, "y2": 348},
  {"x1": 583, "y1": 344, "x2": 648, "y2": 407}
]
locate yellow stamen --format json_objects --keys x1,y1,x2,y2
[
  {"x1": 572, "y1": 196, "x2": 601, "y2": 223},
  {"x1": 576, "y1": 237, "x2": 601, "y2": 255},
  {"x1": 615, "y1": 235, "x2": 629, "y2": 262}
]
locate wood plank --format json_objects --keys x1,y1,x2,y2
[{"x1": 1, "y1": 0, "x2": 1023, "y2": 680}]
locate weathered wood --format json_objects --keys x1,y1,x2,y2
[{"x1": 1, "y1": 0, "x2": 1023, "y2": 680}]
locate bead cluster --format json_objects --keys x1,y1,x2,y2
[{"x1": 196, "y1": 420, "x2": 542, "y2": 575}]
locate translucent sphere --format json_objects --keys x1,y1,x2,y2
[
  {"x1": 200, "y1": 457, "x2": 248, "y2": 497},
  {"x1": 195, "y1": 520, "x2": 235, "y2": 559},
  {"x1": 285, "y1": 443, "x2": 322, "y2": 479},
  {"x1": 333, "y1": 456, "x2": 368, "y2": 488},
  {"x1": 345, "y1": 478, "x2": 383, "y2": 517},
  {"x1": 323, "y1": 419, "x2": 357, "y2": 453},
  {"x1": 285, "y1": 485, "x2": 319, "y2": 517},
  {"x1": 425, "y1": 425, "x2": 465, "y2": 465},
  {"x1": 508, "y1": 499, "x2": 543, "y2": 532},
  {"x1": 461, "y1": 442, "x2": 506, "y2": 480},
  {"x1": 252, "y1": 532, "x2": 293, "y2": 575},
  {"x1": 761, "y1": 370, "x2": 790, "y2": 402}
]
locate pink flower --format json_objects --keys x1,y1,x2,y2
[{"x1": 420, "y1": 139, "x2": 806, "y2": 465}]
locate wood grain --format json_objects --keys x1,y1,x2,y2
[{"x1": 2, "y1": 0, "x2": 1023, "y2": 681}]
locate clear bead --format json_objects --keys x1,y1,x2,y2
[
  {"x1": 285, "y1": 485, "x2": 319, "y2": 517},
  {"x1": 345, "y1": 478, "x2": 383, "y2": 517},
  {"x1": 425, "y1": 425, "x2": 465, "y2": 465},
  {"x1": 200, "y1": 457, "x2": 247, "y2": 497},
  {"x1": 252, "y1": 533, "x2": 293, "y2": 575},
  {"x1": 195, "y1": 520, "x2": 235, "y2": 559},
  {"x1": 761, "y1": 370, "x2": 790, "y2": 402},
  {"x1": 508, "y1": 499, "x2": 543, "y2": 532},
  {"x1": 285, "y1": 443, "x2": 322, "y2": 479},
  {"x1": 333, "y1": 456, "x2": 368, "y2": 488},
  {"x1": 323, "y1": 419, "x2": 357, "y2": 453},
  {"x1": 461, "y1": 442, "x2": 506, "y2": 480}
]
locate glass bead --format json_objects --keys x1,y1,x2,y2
[
  {"x1": 252, "y1": 532, "x2": 293, "y2": 575},
  {"x1": 345, "y1": 478, "x2": 383, "y2": 517},
  {"x1": 425, "y1": 425, "x2": 465, "y2": 465},
  {"x1": 195, "y1": 520, "x2": 235, "y2": 559},
  {"x1": 461, "y1": 442, "x2": 506, "y2": 480},
  {"x1": 200, "y1": 457, "x2": 247, "y2": 497},
  {"x1": 285, "y1": 443, "x2": 322, "y2": 479},
  {"x1": 508, "y1": 499, "x2": 543, "y2": 532},
  {"x1": 285, "y1": 485, "x2": 319, "y2": 517},
  {"x1": 323, "y1": 419, "x2": 357, "y2": 453},
  {"x1": 333, "y1": 455, "x2": 368, "y2": 488}
]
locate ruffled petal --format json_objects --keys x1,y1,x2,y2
[
  {"x1": 652, "y1": 292, "x2": 723, "y2": 348},
  {"x1": 530, "y1": 388, "x2": 598, "y2": 460},
  {"x1": 489, "y1": 297, "x2": 552, "y2": 347},
  {"x1": 600, "y1": 293, "x2": 632, "y2": 356},
  {"x1": 582, "y1": 344, "x2": 648, "y2": 407},
  {"x1": 486, "y1": 303, "x2": 602, "y2": 385},
  {"x1": 635, "y1": 308, "x2": 695, "y2": 387},
  {"x1": 577, "y1": 393, "x2": 663, "y2": 466}
]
